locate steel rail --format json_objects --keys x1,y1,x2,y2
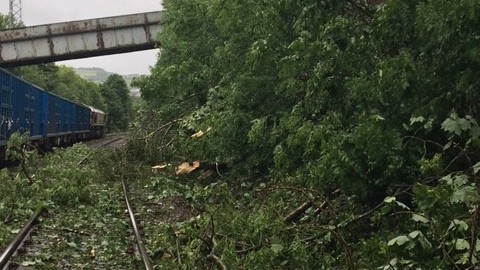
[
  {"x1": 121, "y1": 177, "x2": 153, "y2": 270},
  {"x1": 98, "y1": 137, "x2": 125, "y2": 148},
  {"x1": 0, "y1": 207, "x2": 44, "y2": 269},
  {"x1": 78, "y1": 136, "x2": 126, "y2": 166}
]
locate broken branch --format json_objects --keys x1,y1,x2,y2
[
  {"x1": 284, "y1": 201, "x2": 313, "y2": 223},
  {"x1": 207, "y1": 254, "x2": 227, "y2": 270}
]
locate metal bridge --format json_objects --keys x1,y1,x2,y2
[{"x1": 0, "y1": 11, "x2": 162, "y2": 68}]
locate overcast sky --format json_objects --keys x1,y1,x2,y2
[{"x1": 0, "y1": 0, "x2": 162, "y2": 75}]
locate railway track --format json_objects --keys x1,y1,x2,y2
[
  {"x1": 121, "y1": 177, "x2": 153, "y2": 270},
  {"x1": 84, "y1": 133, "x2": 128, "y2": 149},
  {"x1": 0, "y1": 175, "x2": 153, "y2": 270},
  {"x1": 0, "y1": 208, "x2": 45, "y2": 270},
  {"x1": 0, "y1": 133, "x2": 155, "y2": 268},
  {"x1": 78, "y1": 134, "x2": 128, "y2": 165}
]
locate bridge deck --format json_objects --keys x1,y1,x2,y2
[{"x1": 0, "y1": 11, "x2": 162, "y2": 67}]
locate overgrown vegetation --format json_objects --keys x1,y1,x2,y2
[
  {"x1": 100, "y1": 74, "x2": 134, "y2": 132},
  {"x1": 126, "y1": 0, "x2": 480, "y2": 268},
  {"x1": 0, "y1": 143, "x2": 140, "y2": 268}
]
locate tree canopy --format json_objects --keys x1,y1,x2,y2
[
  {"x1": 100, "y1": 74, "x2": 133, "y2": 132},
  {"x1": 132, "y1": 0, "x2": 480, "y2": 268},
  {"x1": 0, "y1": 14, "x2": 9, "y2": 29},
  {"x1": 138, "y1": 0, "x2": 480, "y2": 196},
  {"x1": 0, "y1": 12, "x2": 24, "y2": 29}
]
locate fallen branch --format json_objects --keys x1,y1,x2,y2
[
  {"x1": 207, "y1": 254, "x2": 227, "y2": 270},
  {"x1": 142, "y1": 119, "x2": 180, "y2": 140},
  {"x1": 77, "y1": 154, "x2": 89, "y2": 166},
  {"x1": 158, "y1": 135, "x2": 177, "y2": 151},
  {"x1": 299, "y1": 201, "x2": 328, "y2": 223},
  {"x1": 176, "y1": 238, "x2": 182, "y2": 266},
  {"x1": 20, "y1": 152, "x2": 34, "y2": 184},
  {"x1": 346, "y1": 201, "x2": 385, "y2": 225},
  {"x1": 468, "y1": 201, "x2": 480, "y2": 265},
  {"x1": 236, "y1": 245, "x2": 258, "y2": 255},
  {"x1": 284, "y1": 223, "x2": 355, "y2": 269},
  {"x1": 215, "y1": 162, "x2": 223, "y2": 177},
  {"x1": 312, "y1": 201, "x2": 328, "y2": 216},
  {"x1": 284, "y1": 201, "x2": 313, "y2": 223},
  {"x1": 331, "y1": 229, "x2": 355, "y2": 269}
]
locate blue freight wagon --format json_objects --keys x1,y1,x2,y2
[
  {"x1": 11, "y1": 77, "x2": 44, "y2": 141},
  {"x1": 0, "y1": 67, "x2": 105, "y2": 160},
  {"x1": 75, "y1": 104, "x2": 91, "y2": 137}
]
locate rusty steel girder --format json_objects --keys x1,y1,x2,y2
[{"x1": 0, "y1": 11, "x2": 162, "y2": 67}]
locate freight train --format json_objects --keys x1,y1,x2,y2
[{"x1": 0, "y1": 67, "x2": 106, "y2": 160}]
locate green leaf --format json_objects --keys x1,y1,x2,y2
[
  {"x1": 471, "y1": 125, "x2": 480, "y2": 139},
  {"x1": 383, "y1": 196, "x2": 410, "y2": 210},
  {"x1": 442, "y1": 112, "x2": 472, "y2": 135},
  {"x1": 372, "y1": 114, "x2": 385, "y2": 121},
  {"x1": 441, "y1": 174, "x2": 453, "y2": 184},
  {"x1": 387, "y1": 235, "x2": 410, "y2": 246},
  {"x1": 455, "y1": 239, "x2": 470, "y2": 251},
  {"x1": 410, "y1": 116, "x2": 425, "y2": 125},
  {"x1": 384, "y1": 196, "x2": 396, "y2": 203},
  {"x1": 395, "y1": 201, "x2": 411, "y2": 210},
  {"x1": 412, "y1": 214, "x2": 429, "y2": 223},
  {"x1": 448, "y1": 219, "x2": 468, "y2": 231},
  {"x1": 451, "y1": 186, "x2": 478, "y2": 204},
  {"x1": 270, "y1": 236, "x2": 284, "y2": 254},
  {"x1": 271, "y1": 244, "x2": 284, "y2": 254},
  {"x1": 408, "y1": 230, "x2": 421, "y2": 239},
  {"x1": 21, "y1": 261, "x2": 36, "y2": 266},
  {"x1": 473, "y1": 162, "x2": 480, "y2": 174},
  {"x1": 452, "y1": 219, "x2": 469, "y2": 231},
  {"x1": 442, "y1": 174, "x2": 468, "y2": 187},
  {"x1": 424, "y1": 118, "x2": 433, "y2": 130},
  {"x1": 443, "y1": 140, "x2": 453, "y2": 150}
]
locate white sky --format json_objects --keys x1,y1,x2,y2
[{"x1": 0, "y1": 0, "x2": 162, "y2": 75}]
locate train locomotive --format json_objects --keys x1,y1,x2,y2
[{"x1": 0, "y1": 67, "x2": 106, "y2": 160}]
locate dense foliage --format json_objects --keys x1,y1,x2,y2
[
  {"x1": 0, "y1": 13, "x2": 23, "y2": 29},
  {"x1": 0, "y1": 14, "x2": 9, "y2": 29},
  {"x1": 129, "y1": 0, "x2": 480, "y2": 268},
  {"x1": 100, "y1": 74, "x2": 134, "y2": 132}
]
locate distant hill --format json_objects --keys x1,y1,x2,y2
[
  {"x1": 72, "y1": 67, "x2": 141, "y2": 97},
  {"x1": 73, "y1": 67, "x2": 112, "y2": 83}
]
